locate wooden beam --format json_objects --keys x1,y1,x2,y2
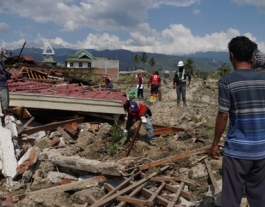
[
  {"x1": 116, "y1": 183, "x2": 146, "y2": 207},
  {"x1": 141, "y1": 188, "x2": 170, "y2": 207},
  {"x1": 86, "y1": 195, "x2": 97, "y2": 205},
  {"x1": 140, "y1": 173, "x2": 192, "y2": 200},
  {"x1": 204, "y1": 158, "x2": 222, "y2": 195},
  {"x1": 117, "y1": 196, "x2": 153, "y2": 206},
  {"x1": 125, "y1": 121, "x2": 142, "y2": 157},
  {"x1": 164, "y1": 184, "x2": 191, "y2": 200},
  {"x1": 21, "y1": 117, "x2": 84, "y2": 135},
  {"x1": 147, "y1": 182, "x2": 166, "y2": 206},
  {"x1": 167, "y1": 182, "x2": 184, "y2": 207},
  {"x1": 138, "y1": 145, "x2": 211, "y2": 171},
  {"x1": 18, "y1": 116, "x2": 35, "y2": 134},
  {"x1": 90, "y1": 166, "x2": 169, "y2": 207},
  {"x1": 99, "y1": 179, "x2": 131, "y2": 201}
]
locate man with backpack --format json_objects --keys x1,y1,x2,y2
[{"x1": 173, "y1": 61, "x2": 191, "y2": 108}]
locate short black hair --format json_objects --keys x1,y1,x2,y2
[
  {"x1": 154, "y1": 71, "x2": 159, "y2": 75},
  {"x1": 123, "y1": 100, "x2": 131, "y2": 112},
  {"x1": 228, "y1": 36, "x2": 257, "y2": 63}
]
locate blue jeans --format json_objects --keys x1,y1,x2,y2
[
  {"x1": 176, "y1": 84, "x2": 186, "y2": 104},
  {"x1": 125, "y1": 117, "x2": 154, "y2": 141}
]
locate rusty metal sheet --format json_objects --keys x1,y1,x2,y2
[
  {"x1": 153, "y1": 127, "x2": 184, "y2": 136},
  {"x1": 64, "y1": 124, "x2": 77, "y2": 136}
]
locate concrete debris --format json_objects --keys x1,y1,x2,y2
[
  {"x1": 0, "y1": 54, "x2": 227, "y2": 207},
  {"x1": 47, "y1": 171, "x2": 78, "y2": 184},
  {"x1": 0, "y1": 127, "x2": 17, "y2": 178}
]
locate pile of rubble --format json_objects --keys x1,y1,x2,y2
[
  {"x1": 0, "y1": 69, "x2": 225, "y2": 207},
  {"x1": 0, "y1": 52, "x2": 251, "y2": 207}
]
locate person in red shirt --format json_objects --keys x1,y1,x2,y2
[
  {"x1": 103, "y1": 75, "x2": 113, "y2": 88},
  {"x1": 148, "y1": 71, "x2": 161, "y2": 101},
  {"x1": 123, "y1": 100, "x2": 155, "y2": 145},
  {"x1": 136, "y1": 71, "x2": 144, "y2": 99}
]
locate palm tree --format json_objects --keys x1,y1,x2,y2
[
  {"x1": 140, "y1": 52, "x2": 148, "y2": 68},
  {"x1": 149, "y1": 57, "x2": 155, "y2": 68},
  {"x1": 185, "y1": 58, "x2": 196, "y2": 78},
  {"x1": 133, "y1": 54, "x2": 139, "y2": 69}
]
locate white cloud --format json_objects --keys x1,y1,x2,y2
[
  {"x1": 0, "y1": 22, "x2": 10, "y2": 33},
  {"x1": 233, "y1": 0, "x2": 265, "y2": 13},
  {"x1": 153, "y1": 0, "x2": 200, "y2": 8},
  {"x1": 193, "y1": 9, "x2": 201, "y2": 15},
  {"x1": 0, "y1": 0, "x2": 200, "y2": 33},
  {"x1": 3, "y1": 24, "x2": 264, "y2": 56}
]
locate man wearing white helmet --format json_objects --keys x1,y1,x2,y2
[{"x1": 173, "y1": 60, "x2": 191, "y2": 108}]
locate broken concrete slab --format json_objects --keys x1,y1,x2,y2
[
  {"x1": 47, "y1": 171, "x2": 78, "y2": 184},
  {"x1": 17, "y1": 146, "x2": 40, "y2": 174},
  {"x1": 41, "y1": 149, "x2": 123, "y2": 176},
  {"x1": 0, "y1": 127, "x2": 18, "y2": 178}
]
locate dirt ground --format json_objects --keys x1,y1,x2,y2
[{"x1": 1, "y1": 77, "x2": 236, "y2": 207}]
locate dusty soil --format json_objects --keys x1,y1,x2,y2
[{"x1": 2, "y1": 77, "x2": 231, "y2": 207}]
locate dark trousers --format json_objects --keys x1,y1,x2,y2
[
  {"x1": 221, "y1": 155, "x2": 265, "y2": 207},
  {"x1": 150, "y1": 85, "x2": 159, "y2": 96},
  {"x1": 176, "y1": 84, "x2": 186, "y2": 104},
  {"x1": 137, "y1": 89, "x2": 143, "y2": 99}
]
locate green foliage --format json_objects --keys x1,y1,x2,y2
[
  {"x1": 185, "y1": 58, "x2": 196, "y2": 78},
  {"x1": 196, "y1": 71, "x2": 211, "y2": 80},
  {"x1": 107, "y1": 124, "x2": 124, "y2": 150},
  {"x1": 217, "y1": 63, "x2": 231, "y2": 77}
]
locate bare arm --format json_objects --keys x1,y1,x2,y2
[{"x1": 209, "y1": 111, "x2": 228, "y2": 159}]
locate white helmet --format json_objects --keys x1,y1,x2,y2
[{"x1": 178, "y1": 61, "x2": 184, "y2": 67}]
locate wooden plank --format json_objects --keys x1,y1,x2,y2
[
  {"x1": 125, "y1": 121, "x2": 142, "y2": 157},
  {"x1": 141, "y1": 188, "x2": 170, "y2": 207},
  {"x1": 86, "y1": 195, "x2": 97, "y2": 205},
  {"x1": 18, "y1": 116, "x2": 35, "y2": 134},
  {"x1": 21, "y1": 117, "x2": 84, "y2": 135},
  {"x1": 117, "y1": 196, "x2": 153, "y2": 206},
  {"x1": 204, "y1": 158, "x2": 222, "y2": 195},
  {"x1": 167, "y1": 182, "x2": 184, "y2": 207},
  {"x1": 140, "y1": 173, "x2": 191, "y2": 200},
  {"x1": 151, "y1": 176, "x2": 197, "y2": 186},
  {"x1": 147, "y1": 182, "x2": 166, "y2": 206},
  {"x1": 116, "y1": 183, "x2": 146, "y2": 207},
  {"x1": 57, "y1": 126, "x2": 72, "y2": 140},
  {"x1": 90, "y1": 166, "x2": 169, "y2": 207},
  {"x1": 99, "y1": 178, "x2": 131, "y2": 201},
  {"x1": 164, "y1": 184, "x2": 191, "y2": 200},
  {"x1": 138, "y1": 145, "x2": 211, "y2": 171}
]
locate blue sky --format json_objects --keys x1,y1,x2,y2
[{"x1": 0, "y1": 0, "x2": 265, "y2": 55}]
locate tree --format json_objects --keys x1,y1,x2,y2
[
  {"x1": 185, "y1": 58, "x2": 196, "y2": 78},
  {"x1": 140, "y1": 52, "x2": 148, "y2": 68},
  {"x1": 217, "y1": 63, "x2": 231, "y2": 77},
  {"x1": 149, "y1": 57, "x2": 155, "y2": 68},
  {"x1": 133, "y1": 54, "x2": 139, "y2": 68}
]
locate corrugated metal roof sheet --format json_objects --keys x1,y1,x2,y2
[{"x1": 8, "y1": 80, "x2": 127, "y2": 114}]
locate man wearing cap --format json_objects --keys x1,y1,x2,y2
[
  {"x1": 123, "y1": 100, "x2": 155, "y2": 145},
  {"x1": 173, "y1": 61, "x2": 191, "y2": 108},
  {"x1": 0, "y1": 49, "x2": 11, "y2": 125},
  {"x1": 136, "y1": 71, "x2": 144, "y2": 99}
]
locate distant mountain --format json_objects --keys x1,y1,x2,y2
[{"x1": 10, "y1": 47, "x2": 231, "y2": 72}]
